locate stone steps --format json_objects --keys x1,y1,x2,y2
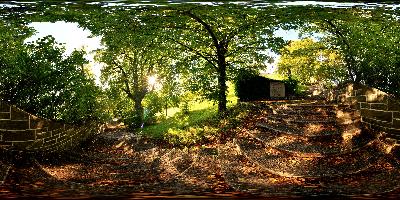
[
  {"x1": 236, "y1": 137, "x2": 384, "y2": 178},
  {"x1": 256, "y1": 122, "x2": 354, "y2": 139},
  {"x1": 271, "y1": 109, "x2": 336, "y2": 116},
  {"x1": 264, "y1": 115, "x2": 337, "y2": 124},
  {"x1": 219, "y1": 100, "x2": 400, "y2": 195},
  {"x1": 250, "y1": 128, "x2": 377, "y2": 157},
  {"x1": 219, "y1": 143, "x2": 400, "y2": 195},
  {"x1": 269, "y1": 103, "x2": 354, "y2": 115},
  {"x1": 0, "y1": 161, "x2": 11, "y2": 185}
]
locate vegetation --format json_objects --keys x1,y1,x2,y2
[
  {"x1": 0, "y1": 22, "x2": 104, "y2": 123},
  {"x1": 277, "y1": 38, "x2": 347, "y2": 87},
  {"x1": 154, "y1": 4, "x2": 283, "y2": 114},
  {"x1": 0, "y1": 1, "x2": 399, "y2": 143},
  {"x1": 298, "y1": 8, "x2": 400, "y2": 95},
  {"x1": 1, "y1": 2, "x2": 400, "y2": 198},
  {"x1": 141, "y1": 83, "x2": 238, "y2": 146}
]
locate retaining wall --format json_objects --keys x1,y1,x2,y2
[
  {"x1": 336, "y1": 83, "x2": 400, "y2": 141},
  {"x1": 0, "y1": 101, "x2": 102, "y2": 154}
]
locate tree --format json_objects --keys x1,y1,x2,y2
[
  {"x1": 307, "y1": 8, "x2": 400, "y2": 95},
  {"x1": 88, "y1": 8, "x2": 176, "y2": 128},
  {"x1": 277, "y1": 38, "x2": 347, "y2": 86},
  {"x1": 157, "y1": 4, "x2": 283, "y2": 114},
  {"x1": 0, "y1": 21, "x2": 101, "y2": 123}
]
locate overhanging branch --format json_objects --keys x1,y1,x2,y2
[
  {"x1": 112, "y1": 60, "x2": 134, "y2": 99},
  {"x1": 181, "y1": 10, "x2": 220, "y2": 49},
  {"x1": 166, "y1": 36, "x2": 218, "y2": 69}
]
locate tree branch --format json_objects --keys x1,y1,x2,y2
[
  {"x1": 166, "y1": 36, "x2": 218, "y2": 69},
  {"x1": 112, "y1": 60, "x2": 134, "y2": 99},
  {"x1": 181, "y1": 10, "x2": 220, "y2": 50},
  {"x1": 324, "y1": 19, "x2": 356, "y2": 81}
]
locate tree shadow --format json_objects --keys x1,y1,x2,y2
[{"x1": 0, "y1": 130, "x2": 245, "y2": 199}]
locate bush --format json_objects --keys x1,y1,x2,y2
[
  {"x1": 143, "y1": 92, "x2": 163, "y2": 125},
  {"x1": 0, "y1": 36, "x2": 103, "y2": 124},
  {"x1": 283, "y1": 76, "x2": 299, "y2": 96}
]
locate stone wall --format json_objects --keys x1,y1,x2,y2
[
  {"x1": 0, "y1": 101, "x2": 102, "y2": 154},
  {"x1": 336, "y1": 83, "x2": 400, "y2": 141}
]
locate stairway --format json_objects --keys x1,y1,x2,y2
[
  {"x1": 219, "y1": 100, "x2": 400, "y2": 196},
  {"x1": 0, "y1": 161, "x2": 11, "y2": 185}
]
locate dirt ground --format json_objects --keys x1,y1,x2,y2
[{"x1": 0, "y1": 130, "x2": 257, "y2": 199}]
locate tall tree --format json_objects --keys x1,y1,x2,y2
[
  {"x1": 0, "y1": 23, "x2": 100, "y2": 123},
  {"x1": 88, "y1": 9, "x2": 174, "y2": 127},
  {"x1": 312, "y1": 8, "x2": 400, "y2": 95},
  {"x1": 158, "y1": 4, "x2": 283, "y2": 114},
  {"x1": 277, "y1": 38, "x2": 346, "y2": 86}
]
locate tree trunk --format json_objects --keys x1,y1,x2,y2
[
  {"x1": 217, "y1": 67, "x2": 227, "y2": 114},
  {"x1": 217, "y1": 47, "x2": 227, "y2": 114},
  {"x1": 345, "y1": 56, "x2": 356, "y2": 82},
  {"x1": 126, "y1": 76, "x2": 147, "y2": 128},
  {"x1": 133, "y1": 95, "x2": 144, "y2": 128}
]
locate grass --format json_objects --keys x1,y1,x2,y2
[{"x1": 140, "y1": 82, "x2": 239, "y2": 146}]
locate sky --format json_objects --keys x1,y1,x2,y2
[{"x1": 25, "y1": 21, "x2": 302, "y2": 80}]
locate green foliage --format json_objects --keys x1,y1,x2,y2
[
  {"x1": 277, "y1": 38, "x2": 347, "y2": 87},
  {"x1": 0, "y1": 25, "x2": 102, "y2": 123},
  {"x1": 283, "y1": 77, "x2": 302, "y2": 96},
  {"x1": 142, "y1": 97, "x2": 248, "y2": 146},
  {"x1": 142, "y1": 91, "x2": 163, "y2": 124},
  {"x1": 102, "y1": 88, "x2": 138, "y2": 128},
  {"x1": 261, "y1": 73, "x2": 286, "y2": 81},
  {"x1": 88, "y1": 7, "x2": 182, "y2": 128},
  {"x1": 305, "y1": 8, "x2": 400, "y2": 96},
  {"x1": 142, "y1": 101, "x2": 217, "y2": 145},
  {"x1": 155, "y1": 4, "x2": 284, "y2": 113},
  {"x1": 141, "y1": 83, "x2": 238, "y2": 146},
  {"x1": 2, "y1": 1, "x2": 399, "y2": 130},
  {"x1": 164, "y1": 125, "x2": 219, "y2": 146}
]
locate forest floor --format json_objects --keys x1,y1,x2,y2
[
  {"x1": 2, "y1": 101, "x2": 400, "y2": 199},
  {"x1": 0, "y1": 129, "x2": 255, "y2": 199},
  {"x1": 2, "y1": 130, "x2": 400, "y2": 199}
]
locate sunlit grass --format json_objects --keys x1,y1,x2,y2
[
  {"x1": 141, "y1": 101, "x2": 218, "y2": 145},
  {"x1": 141, "y1": 82, "x2": 239, "y2": 146}
]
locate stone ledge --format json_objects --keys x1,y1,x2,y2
[
  {"x1": 0, "y1": 120, "x2": 29, "y2": 130},
  {"x1": 369, "y1": 103, "x2": 387, "y2": 110},
  {"x1": 1, "y1": 130, "x2": 36, "y2": 141},
  {"x1": 360, "y1": 109, "x2": 393, "y2": 123},
  {"x1": 0, "y1": 103, "x2": 10, "y2": 113},
  {"x1": 10, "y1": 106, "x2": 29, "y2": 120},
  {"x1": 393, "y1": 118, "x2": 400, "y2": 129},
  {"x1": 12, "y1": 141, "x2": 34, "y2": 149},
  {"x1": 0, "y1": 113, "x2": 10, "y2": 120}
]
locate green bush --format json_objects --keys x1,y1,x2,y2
[
  {"x1": 143, "y1": 92, "x2": 163, "y2": 125},
  {"x1": 283, "y1": 76, "x2": 299, "y2": 96},
  {"x1": 0, "y1": 35, "x2": 103, "y2": 124}
]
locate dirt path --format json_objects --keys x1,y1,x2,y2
[
  {"x1": 2, "y1": 100, "x2": 400, "y2": 199},
  {"x1": 0, "y1": 130, "x2": 251, "y2": 199}
]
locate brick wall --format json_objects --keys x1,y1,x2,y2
[
  {"x1": 336, "y1": 83, "x2": 400, "y2": 141},
  {"x1": 0, "y1": 101, "x2": 102, "y2": 154}
]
